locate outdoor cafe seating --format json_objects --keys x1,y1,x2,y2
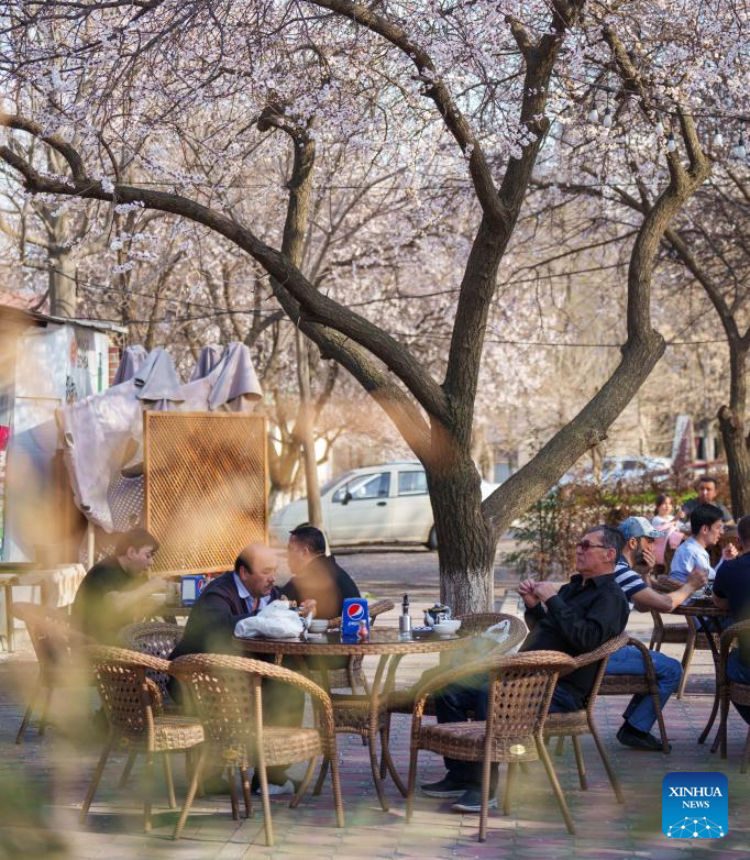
[{"x1": 9, "y1": 585, "x2": 750, "y2": 846}]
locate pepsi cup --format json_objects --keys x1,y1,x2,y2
[
  {"x1": 181, "y1": 574, "x2": 207, "y2": 607},
  {"x1": 341, "y1": 598, "x2": 370, "y2": 641}
]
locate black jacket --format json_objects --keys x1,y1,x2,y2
[
  {"x1": 170, "y1": 571, "x2": 282, "y2": 658},
  {"x1": 280, "y1": 554, "x2": 360, "y2": 621},
  {"x1": 520, "y1": 573, "x2": 629, "y2": 708}
]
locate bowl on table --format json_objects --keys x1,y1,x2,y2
[
  {"x1": 433, "y1": 619, "x2": 462, "y2": 636},
  {"x1": 309, "y1": 619, "x2": 330, "y2": 634}
]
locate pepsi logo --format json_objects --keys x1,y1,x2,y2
[{"x1": 347, "y1": 603, "x2": 365, "y2": 621}]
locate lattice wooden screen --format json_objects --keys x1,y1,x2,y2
[{"x1": 144, "y1": 412, "x2": 267, "y2": 575}]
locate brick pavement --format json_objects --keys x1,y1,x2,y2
[{"x1": 1, "y1": 600, "x2": 748, "y2": 859}]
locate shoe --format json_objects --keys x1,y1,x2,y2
[
  {"x1": 451, "y1": 789, "x2": 498, "y2": 813},
  {"x1": 252, "y1": 778, "x2": 296, "y2": 796},
  {"x1": 617, "y1": 723, "x2": 671, "y2": 752},
  {"x1": 420, "y1": 776, "x2": 471, "y2": 798}
]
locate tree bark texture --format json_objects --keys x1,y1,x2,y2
[{"x1": 719, "y1": 344, "x2": 750, "y2": 517}]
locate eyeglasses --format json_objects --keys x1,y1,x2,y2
[{"x1": 576, "y1": 540, "x2": 608, "y2": 552}]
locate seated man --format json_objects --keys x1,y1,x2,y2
[
  {"x1": 609, "y1": 517, "x2": 707, "y2": 751},
  {"x1": 713, "y1": 514, "x2": 750, "y2": 723},
  {"x1": 422, "y1": 524, "x2": 629, "y2": 814},
  {"x1": 170, "y1": 543, "x2": 304, "y2": 794},
  {"x1": 669, "y1": 504, "x2": 737, "y2": 584},
  {"x1": 281, "y1": 525, "x2": 360, "y2": 620},
  {"x1": 681, "y1": 476, "x2": 733, "y2": 525},
  {"x1": 171, "y1": 543, "x2": 282, "y2": 658},
  {"x1": 71, "y1": 528, "x2": 164, "y2": 644}
]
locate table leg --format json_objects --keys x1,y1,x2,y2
[
  {"x1": 697, "y1": 616, "x2": 722, "y2": 745},
  {"x1": 369, "y1": 654, "x2": 391, "y2": 812}
]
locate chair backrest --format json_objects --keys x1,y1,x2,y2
[
  {"x1": 486, "y1": 651, "x2": 574, "y2": 741},
  {"x1": 118, "y1": 622, "x2": 183, "y2": 700},
  {"x1": 455, "y1": 612, "x2": 527, "y2": 650},
  {"x1": 89, "y1": 646, "x2": 169, "y2": 737},
  {"x1": 563, "y1": 634, "x2": 630, "y2": 711},
  {"x1": 12, "y1": 602, "x2": 77, "y2": 673},
  {"x1": 170, "y1": 652, "x2": 332, "y2": 749},
  {"x1": 328, "y1": 598, "x2": 394, "y2": 631}
]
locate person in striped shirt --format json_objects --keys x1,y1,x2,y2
[{"x1": 607, "y1": 516, "x2": 708, "y2": 751}]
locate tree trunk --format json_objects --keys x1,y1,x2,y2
[
  {"x1": 719, "y1": 342, "x2": 750, "y2": 517},
  {"x1": 426, "y1": 454, "x2": 497, "y2": 613},
  {"x1": 296, "y1": 330, "x2": 323, "y2": 527},
  {"x1": 48, "y1": 245, "x2": 76, "y2": 317}
]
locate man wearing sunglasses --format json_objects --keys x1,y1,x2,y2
[{"x1": 422, "y1": 524, "x2": 628, "y2": 813}]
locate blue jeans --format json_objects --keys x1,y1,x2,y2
[
  {"x1": 727, "y1": 650, "x2": 750, "y2": 724},
  {"x1": 605, "y1": 645, "x2": 682, "y2": 733},
  {"x1": 434, "y1": 675, "x2": 578, "y2": 789}
]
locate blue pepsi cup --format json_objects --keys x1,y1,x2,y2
[
  {"x1": 181, "y1": 574, "x2": 207, "y2": 606},
  {"x1": 341, "y1": 598, "x2": 369, "y2": 641}
]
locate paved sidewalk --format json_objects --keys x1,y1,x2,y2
[{"x1": 1, "y1": 602, "x2": 748, "y2": 859}]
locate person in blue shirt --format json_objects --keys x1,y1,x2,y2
[
  {"x1": 669, "y1": 504, "x2": 737, "y2": 584},
  {"x1": 713, "y1": 514, "x2": 750, "y2": 723},
  {"x1": 609, "y1": 517, "x2": 707, "y2": 751}
]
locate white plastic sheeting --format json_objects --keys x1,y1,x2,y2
[{"x1": 59, "y1": 342, "x2": 263, "y2": 531}]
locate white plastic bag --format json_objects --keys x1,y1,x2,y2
[{"x1": 234, "y1": 600, "x2": 305, "y2": 640}]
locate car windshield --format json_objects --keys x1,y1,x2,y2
[{"x1": 320, "y1": 471, "x2": 356, "y2": 496}]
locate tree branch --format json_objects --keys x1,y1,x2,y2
[{"x1": 0, "y1": 123, "x2": 449, "y2": 423}]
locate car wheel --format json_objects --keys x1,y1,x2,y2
[{"x1": 427, "y1": 526, "x2": 438, "y2": 551}]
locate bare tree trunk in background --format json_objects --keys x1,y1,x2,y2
[
  {"x1": 48, "y1": 244, "x2": 76, "y2": 317},
  {"x1": 258, "y1": 107, "x2": 323, "y2": 527},
  {"x1": 720, "y1": 342, "x2": 750, "y2": 517},
  {"x1": 296, "y1": 330, "x2": 323, "y2": 526}
]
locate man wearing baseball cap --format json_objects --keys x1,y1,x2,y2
[{"x1": 606, "y1": 516, "x2": 708, "y2": 751}]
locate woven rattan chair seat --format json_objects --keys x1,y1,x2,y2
[
  {"x1": 599, "y1": 674, "x2": 650, "y2": 695},
  {"x1": 152, "y1": 716, "x2": 205, "y2": 752},
  {"x1": 261, "y1": 727, "x2": 325, "y2": 765},
  {"x1": 543, "y1": 710, "x2": 589, "y2": 737},
  {"x1": 418, "y1": 721, "x2": 539, "y2": 763}
]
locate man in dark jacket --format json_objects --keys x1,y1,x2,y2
[
  {"x1": 281, "y1": 525, "x2": 360, "y2": 620},
  {"x1": 422, "y1": 524, "x2": 630, "y2": 814},
  {"x1": 170, "y1": 543, "x2": 301, "y2": 794},
  {"x1": 170, "y1": 543, "x2": 281, "y2": 658}
]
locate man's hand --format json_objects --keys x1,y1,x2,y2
[
  {"x1": 532, "y1": 581, "x2": 558, "y2": 604},
  {"x1": 686, "y1": 566, "x2": 709, "y2": 592},
  {"x1": 640, "y1": 545, "x2": 656, "y2": 571},
  {"x1": 299, "y1": 599, "x2": 318, "y2": 617},
  {"x1": 145, "y1": 576, "x2": 168, "y2": 593},
  {"x1": 722, "y1": 544, "x2": 739, "y2": 561},
  {"x1": 518, "y1": 579, "x2": 539, "y2": 609}
]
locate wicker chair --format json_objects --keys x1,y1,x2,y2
[
  {"x1": 716, "y1": 620, "x2": 750, "y2": 770},
  {"x1": 169, "y1": 653, "x2": 344, "y2": 847},
  {"x1": 306, "y1": 599, "x2": 395, "y2": 799},
  {"x1": 80, "y1": 647, "x2": 204, "y2": 832},
  {"x1": 406, "y1": 650, "x2": 576, "y2": 842},
  {"x1": 321, "y1": 599, "x2": 395, "y2": 692},
  {"x1": 118, "y1": 621, "x2": 183, "y2": 700},
  {"x1": 380, "y1": 612, "x2": 528, "y2": 796},
  {"x1": 597, "y1": 637, "x2": 670, "y2": 753},
  {"x1": 12, "y1": 602, "x2": 92, "y2": 744},
  {"x1": 543, "y1": 634, "x2": 630, "y2": 802},
  {"x1": 650, "y1": 577, "x2": 715, "y2": 698}
]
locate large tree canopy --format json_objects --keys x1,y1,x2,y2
[{"x1": 1, "y1": 0, "x2": 743, "y2": 609}]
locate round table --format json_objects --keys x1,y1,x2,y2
[
  {"x1": 671, "y1": 600, "x2": 730, "y2": 745},
  {"x1": 234, "y1": 627, "x2": 470, "y2": 810}
]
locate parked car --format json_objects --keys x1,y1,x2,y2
[
  {"x1": 269, "y1": 462, "x2": 499, "y2": 549},
  {"x1": 559, "y1": 455, "x2": 673, "y2": 487}
]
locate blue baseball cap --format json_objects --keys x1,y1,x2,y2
[{"x1": 617, "y1": 516, "x2": 664, "y2": 540}]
